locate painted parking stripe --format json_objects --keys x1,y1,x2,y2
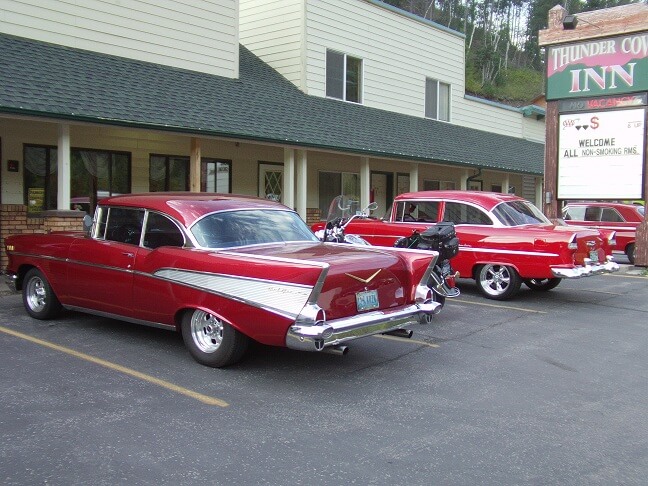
[
  {"x1": 452, "y1": 299, "x2": 547, "y2": 314},
  {"x1": 604, "y1": 273, "x2": 648, "y2": 279},
  {"x1": 0, "y1": 325, "x2": 228, "y2": 407}
]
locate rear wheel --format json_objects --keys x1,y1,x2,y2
[
  {"x1": 524, "y1": 278, "x2": 562, "y2": 291},
  {"x1": 626, "y1": 243, "x2": 636, "y2": 264},
  {"x1": 22, "y1": 268, "x2": 62, "y2": 319},
  {"x1": 181, "y1": 309, "x2": 249, "y2": 367},
  {"x1": 476, "y1": 264, "x2": 522, "y2": 300}
]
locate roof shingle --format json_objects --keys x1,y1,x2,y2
[{"x1": 0, "y1": 33, "x2": 544, "y2": 175}]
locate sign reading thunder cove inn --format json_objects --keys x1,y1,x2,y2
[
  {"x1": 558, "y1": 108, "x2": 646, "y2": 199},
  {"x1": 547, "y1": 34, "x2": 648, "y2": 100}
]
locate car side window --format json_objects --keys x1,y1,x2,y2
[
  {"x1": 143, "y1": 212, "x2": 185, "y2": 249},
  {"x1": 563, "y1": 206, "x2": 585, "y2": 220},
  {"x1": 600, "y1": 208, "x2": 623, "y2": 222},
  {"x1": 584, "y1": 207, "x2": 602, "y2": 221},
  {"x1": 443, "y1": 202, "x2": 492, "y2": 225},
  {"x1": 395, "y1": 201, "x2": 439, "y2": 222},
  {"x1": 104, "y1": 208, "x2": 145, "y2": 245}
]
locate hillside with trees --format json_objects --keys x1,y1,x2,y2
[{"x1": 381, "y1": 0, "x2": 640, "y2": 105}]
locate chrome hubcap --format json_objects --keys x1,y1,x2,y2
[
  {"x1": 482, "y1": 265, "x2": 510, "y2": 295},
  {"x1": 190, "y1": 310, "x2": 223, "y2": 353},
  {"x1": 26, "y1": 277, "x2": 47, "y2": 312}
]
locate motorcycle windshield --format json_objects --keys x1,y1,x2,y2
[{"x1": 326, "y1": 195, "x2": 361, "y2": 228}]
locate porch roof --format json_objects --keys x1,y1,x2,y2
[{"x1": 0, "y1": 33, "x2": 544, "y2": 176}]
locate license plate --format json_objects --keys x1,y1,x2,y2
[
  {"x1": 589, "y1": 250, "x2": 599, "y2": 263},
  {"x1": 356, "y1": 289, "x2": 379, "y2": 312}
]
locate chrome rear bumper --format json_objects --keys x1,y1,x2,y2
[
  {"x1": 285, "y1": 301, "x2": 442, "y2": 352},
  {"x1": 551, "y1": 256, "x2": 619, "y2": 279},
  {"x1": 2, "y1": 272, "x2": 18, "y2": 292}
]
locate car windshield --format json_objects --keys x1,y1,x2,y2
[
  {"x1": 191, "y1": 209, "x2": 319, "y2": 249},
  {"x1": 492, "y1": 200, "x2": 551, "y2": 226}
]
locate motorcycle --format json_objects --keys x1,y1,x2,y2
[
  {"x1": 314, "y1": 195, "x2": 377, "y2": 245},
  {"x1": 315, "y1": 195, "x2": 460, "y2": 308},
  {"x1": 394, "y1": 223, "x2": 461, "y2": 305}
]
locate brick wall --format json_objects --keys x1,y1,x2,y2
[{"x1": 0, "y1": 204, "x2": 85, "y2": 270}]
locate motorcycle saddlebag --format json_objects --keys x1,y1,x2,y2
[{"x1": 418, "y1": 222, "x2": 459, "y2": 260}]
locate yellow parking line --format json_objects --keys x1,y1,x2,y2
[
  {"x1": 576, "y1": 289, "x2": 621, "y2": 295},
  {"x1": 374, "y1": 334, "x2": 440, "y2": 347},
  {"x1": 605, "y1": 273, "x2": 648, "y2": 279},
  {"x1": 452, "y1": 298, "x2": 547, "y2": 314},
  {"x1": 0, "y1": 325, "x2": 228, "y2": 407}
]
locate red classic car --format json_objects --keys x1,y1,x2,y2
[
  {"x1": 324, "y1": 191, "x2": 619, "y2": 300},
  {"x1": 3, "y1": 193, "x2": 444, "y2": 367},
  {"x1": 562, "y1": 202, "x2": 645, "y2": 264}
]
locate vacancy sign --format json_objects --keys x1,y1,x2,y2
[{"x1": 558, "y1": 108, "x2": 645, "y2": 199}]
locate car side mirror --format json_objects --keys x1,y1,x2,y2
[{"x1": 82, "y1": 214, "x2": 93, "y2": 236}]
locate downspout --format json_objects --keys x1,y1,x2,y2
[{"x1": 466, "y1": 168, "x2": 482, "y2": 190}]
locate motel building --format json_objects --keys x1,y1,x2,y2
[
  {"x1": 0, "y1": 0, "x2": 547, "y2": 267},
  {"x1": 539, "y1": 3, "x2": 648, "y2": 266}
]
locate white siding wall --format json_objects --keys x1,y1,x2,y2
[
  {"x1": 304, "y1": 0, "x2": 465, "y2": 116},
  {"x1": 455, "y1": 97, "x2": 546, "y2": 140},
  {"x1": 0, "y1": 0, "x2": 239, "y2": 77},
  {"x1": 239, "y1": 0, "x2": 545, "y2": 142},
  {"x1": 521, "y1": 116, "x2": 546, "y2": 142},
  {"x1": 239, "y1": 0, "x2": 304, "y2": 89}
]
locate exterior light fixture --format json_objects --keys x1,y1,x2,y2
[{"x1": 563, "y1": 14, "x2": 578, "y2": 30}]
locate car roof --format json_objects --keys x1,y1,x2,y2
[
  {"x1": 99, "y1": 192, "x2": 289, "y2": 227},
  {"x1": 395, "y1": 190, "x2": 523, "y2": 212},
  {"x1": 564, "y1": 202, "x2": 640, "y2": 208}
]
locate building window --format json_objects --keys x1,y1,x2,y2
[
  {"x1": 202, "y1": 158, "x2": 231, "y2": 193},
  {"x1": 150, "y1": 155, "x2": 190, "y2": 192},
  {"x1": 318, "y1": 171, "x2": 360, "y2": 217},
  {"x1": 326, "y1": 50, "x2": 362, "y2": 103},
  {"x1": 24, "y1": 145, "x2": 131, "y2": 212},
  {"x1": 72, "y1": 149, "x2": 130, "y2": 211},
  {"x1": 23, "y1": 145, "x2": 57, "y2": 212},
  {"x1": 425, "y1": 78, "x2": 450, "y2": 121},
  {"x1": 423, "y1": 180, "x2": 456, "y2": 191}
]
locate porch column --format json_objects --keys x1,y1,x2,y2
[
  {"x1": 360, "y1": 157, "x2": 370, "y2": 209},
  {"x1": 296, "y1": 150, "x2": 307, "y2": 220},
  {"x1": 535, "y1": 178, "x2": 543, "y2": 208},
  {"x1": 190, "y1": 138, "x2": 201, "y2": 192},
  {"x1": 460, "y1": 170, "x2": 470, "y2": 190},
  {"x1": 409, "y1": 163, "x2": 419, "y2": 192},
  {"x1": 283, "y1": 148, "x2": 295, "y2": 210},
  {"x1": 502, "y1": 175, "x2": 510, "y2": 194},
  {"x1": 57, "y1": 124, "x2": 70, "y2": 210}
]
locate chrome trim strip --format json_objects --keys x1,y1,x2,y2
[
  {"x1": 154, "y1": 268, "x2": 313, "y2": 318},
  {"x1": 459, "y1": 246, "x2": 559, "y2": 258},
  {"x1": 63, "y1": 305, "x2": 176, "y2": 331},
  {"x1": 6, "y1": 251, "x2": 59, "y2": 262},
  {"x1": 217, "y1": 250, "x2": 329, "y2": 268}
]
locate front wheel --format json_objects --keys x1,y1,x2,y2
[
  {"x1": 524, "y1": 278, "x2": 562, "y2": 291},
  {"x1": 22, "y1": 268, "x2": 62, "y2": 319},
  {"x1": 475, "y1": 264, "x2": 522, "y2": 300},
  {"x1": 181, "y1": 309, "x2": 249, "y2": 367}
]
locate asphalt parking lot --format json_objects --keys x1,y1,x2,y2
[{"x1": 1, "y1": 264, "x2": 647, "y2": 485}]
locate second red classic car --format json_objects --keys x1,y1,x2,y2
[
  {"x1": 325, "y1": 191, "x2": 619, "y2": 300},
  {"x1": 562, "y1": 202, "x2": 645, "y2": 264},
  {"x1": 3, "y1": 193, "x2": 444, "y2": 367}
]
